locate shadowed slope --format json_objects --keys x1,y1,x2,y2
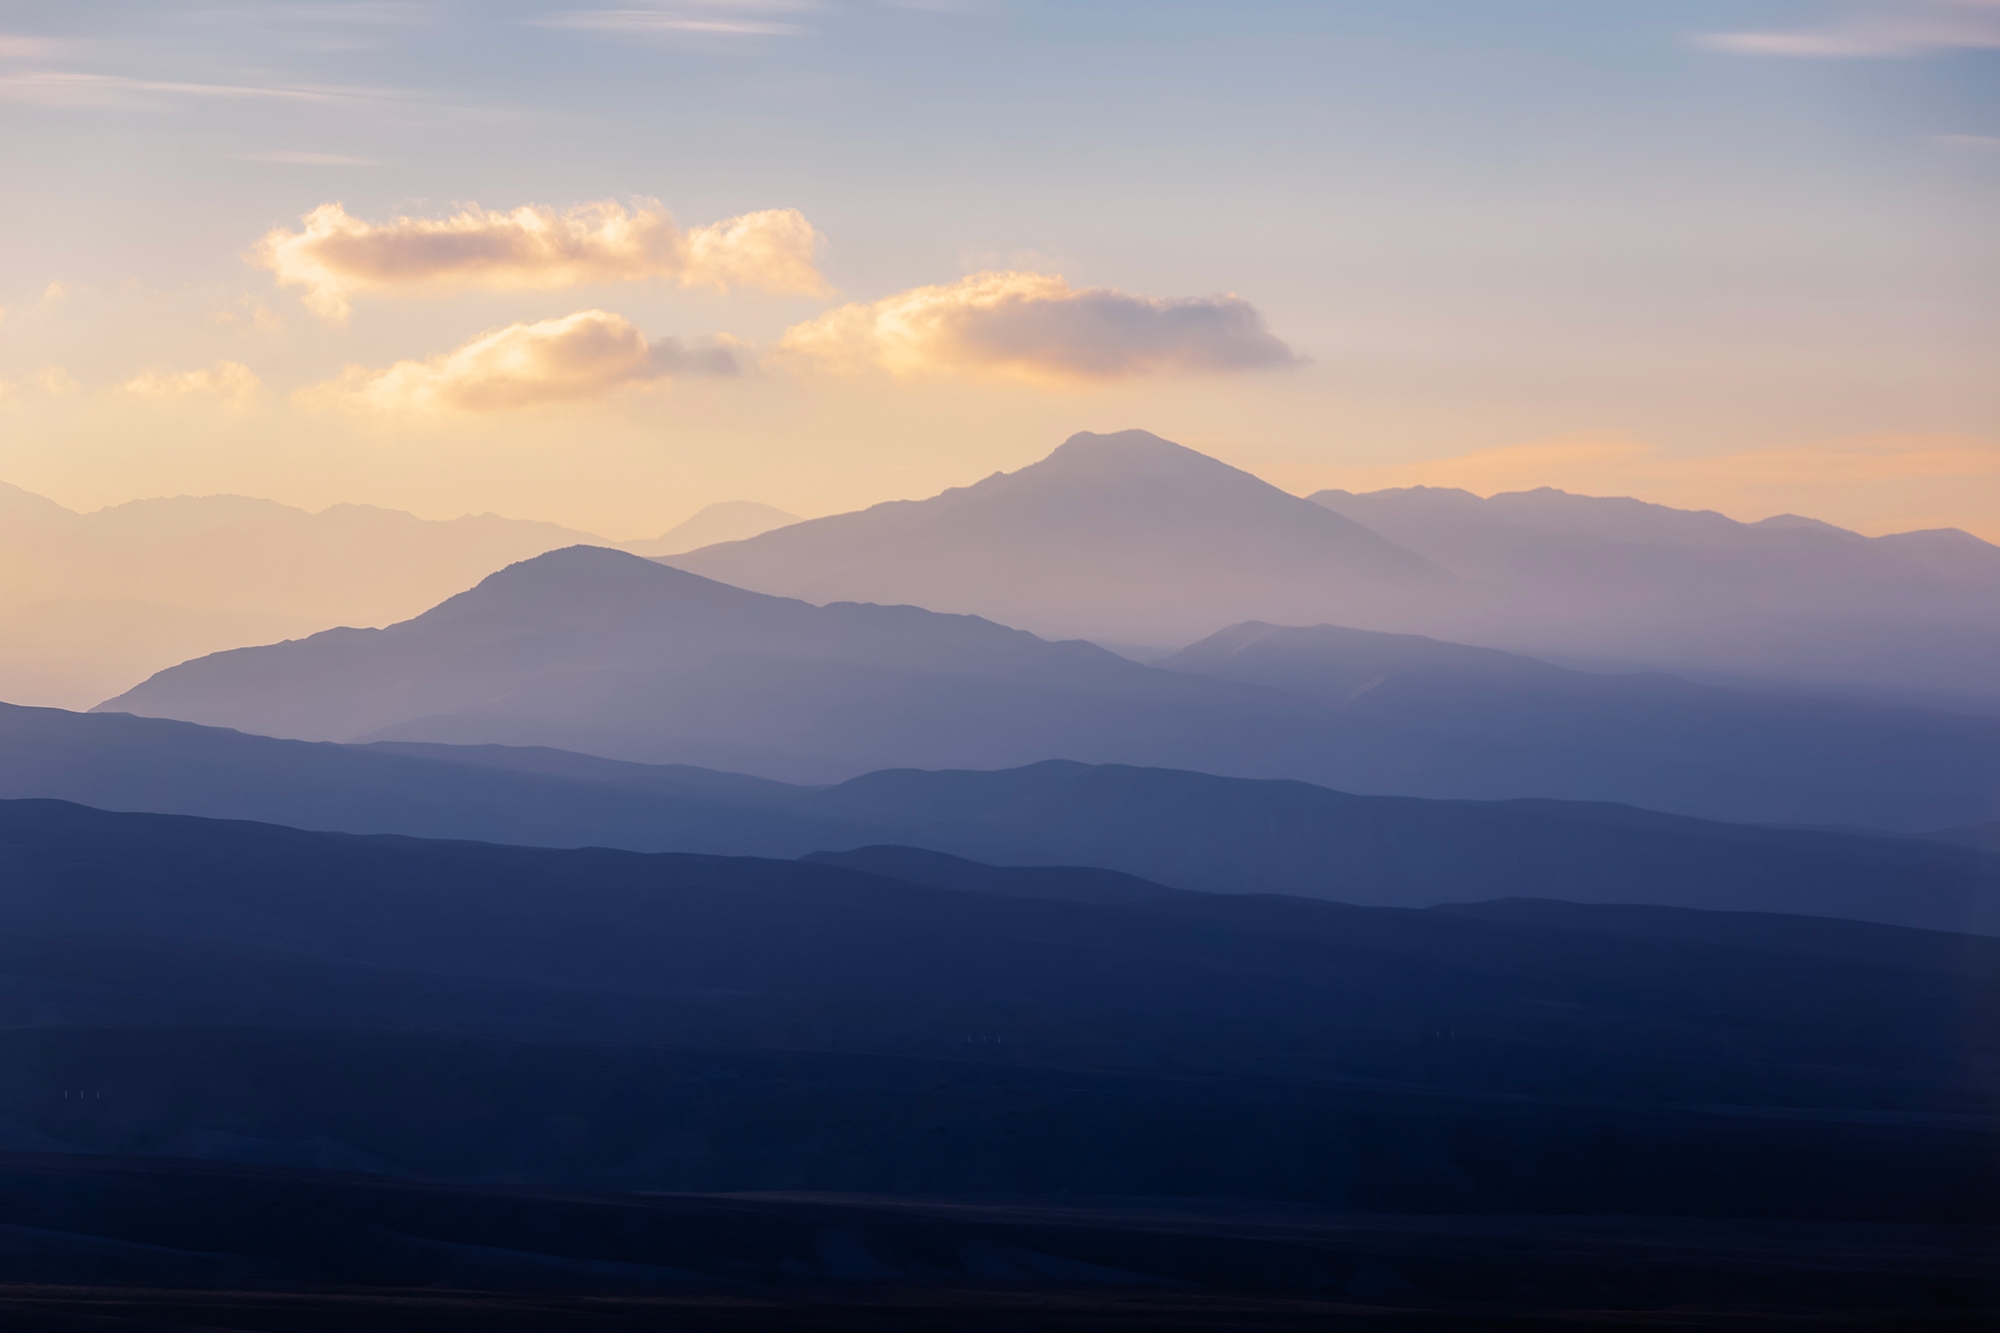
[
  {"x1": 12, "y1": 705, "x2": 2000, "y2": 931},
  {"x1": 1160, "y1": 620, "x2": 2000, "y2": 829},
  {"x1": 0, "y1": 797, "x2": 1993, "y2": 1225}
]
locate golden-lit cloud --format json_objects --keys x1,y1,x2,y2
[
  {"x1": 122, "y1": 361, "x2": 261, "y2": 410},
  {"x1": 255, "y1": 199, "x2": 828, "y2": 318},
  {"x1": 1317, "y1": 433, "x2": 2000, "y2": 539},
  {"x1": 36, "y1": 367, "x2": 79, "y2": 396},
  {"x1": 776, "y1": 270, "x2": 1300, "y2": 384},
  {"x1": 1702, "y1": 0, "x2": 2000, "y2": 57},
  {"x1": 298, "y1": 309, "x2": 737, "y2": 413}
]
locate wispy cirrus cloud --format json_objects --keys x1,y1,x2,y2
[
  {"x1": 538, "y1": 1, "x2": 815, "y2": 38},
  {"x1": 299, "y1": 309, "x2": 739, "y2": 413},
  {"x1": 256, "y1": 199, "x2": 828, "y2": 319},
  {"x1": 122, "y1": 361, "x2": 261, "y2": 410},
  {"x1": 777, "y1": 271, "x2": 1301, "y2": 384},
  {"x1": 1702, "y1": 0, "x2": 2000, "y2": 57},
  {"x1": 239, "y1": 149, "x2": 381, "y2": 166},
  {"x1": 0, "y1": 68, "x2": 413, "y2": 109}
]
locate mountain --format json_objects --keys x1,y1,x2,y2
[
  {"x1": 0, "y1": 599, "x2": 324, "y2": 713},
  {"x1": 90, "y1": 545, "x2": 1331, "y2": 780},
  {"x1": 620, "y1": 500, "x2": 801, "y2": 557},
  {"x1": 1159, "y1": 620, "x2": 2000, "y2": 829},
  {"x1": 13, "y1": 706, "x2": 1999, "y2": 932},
  {"x1": 666, "y1": 430, "x2": 1464, "y2": 644},
  {"x1": 0, "y1": 483, "x2": 611, "y2": 709},
  {"x1": 1310, "y1": 486, "x2": 2000, "y2": 707},
  {"x1": 0, "y1": 797, "x2": 1992, "y2": 1232},
  {"x1": 786, "y1": 760, "x2": 2000, "y2": 934},
  {"x1": 94, "y1": 545, "x2": 2000, "y2": 830}
]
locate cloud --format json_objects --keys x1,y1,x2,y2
[
  {"x1": 1702, "y1": 0, "x2": 2000, "y2": 57},
  {"x1": 255, "y1": 199, "x2": 827, "y2": 319},
  {"x1": 0, "y1": 69, "x2": 410, "y2": 109},
  {"x1": 537, "y1": 2, "x2": 814, "y2": 37},
  {"x1": 240, "y1": 150, "x2": 381, "y2": 166},
  {"x1": 299, "y1": 309, "x2": 738, "y2": 413},
  {"x1": 122, "y1": 361, "x2": 261, "y2": 410},
  {"x1": 777, "y1": 271, "x2": 1301, "y2": 384},
  {"x1": 36, "y1": 367, "x2": 78, "y2": 396}
]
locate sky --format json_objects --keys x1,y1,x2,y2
[{"x1": 0, "y1": 0, "x2": 1995, "y2": 540}]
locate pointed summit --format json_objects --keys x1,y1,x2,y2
[{"x1": 668, "y1": 429, "x2": 1463, "y2": 644}]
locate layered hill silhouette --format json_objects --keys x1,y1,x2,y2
[
  {"x1": 94, "y1": 545, "x2": 1319, "y2": 781},
  {"x1": 14, "y1": 705, "x2": 1999, "y2": 931},
  {"x1": 667, "y1": 430, "x2": 1465, "y2": 644},
  {"x1": 642, "y1": 428, "x2": 1999, "y2": 704},
  {"x1": 92, "y1": 546, "x2": 2000, "y2": 830},
  {"x1": 1312, "y1": 485, "x2": 2000, "y2": 707},
  {"x1": 1160, "y1": 620, "x2": 2000, "y2": 829},
  {"x1": 0, "y1": 797, "x2": 1993, "y2": 1228},
  {"x1": 623, "y1": 499, "x2": 802, "y2": 556},
  {"x1": 0, "y1": 482, "x2": 611, "y2": 709}
]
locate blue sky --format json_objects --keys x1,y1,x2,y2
[{"x1": 1, "y1": 1, "x2": 1994, "y2": 537}]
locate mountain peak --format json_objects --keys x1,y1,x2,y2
[{"x1": 1034, "y1": 429, "x2": 1244, "y2": 480}]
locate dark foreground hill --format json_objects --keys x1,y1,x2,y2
[
  {"x1": 1, "y1": 798, "x2": 1994, "y2": 1321},
  {"x1": 0, "y1": 797, "x2": 1994, "y2": 1207},
  {"x1": 8, "y1": 705, "x2": 1998, "y2": 931},
  {"x1": 1, "y1": 1158, "x2": 1993, "y2": 1328}
]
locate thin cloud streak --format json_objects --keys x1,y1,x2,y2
[
  {"x1": 538, "y1": 2, "x2": 815, "y2": 37},
  {"x1": 256, "y1": 199, "x2": 828, "y2": 319},
  {"x1": 0, "y1": 69, "x2": 414, "y2": 108},
  {"x1": 1702, "y1": 0, "x2": 2000, "y2": 57}
]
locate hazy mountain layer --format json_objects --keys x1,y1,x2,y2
[
  {"x1": 92, "y1": 547, "x2": 2000, "y2": 830},
  {"x1": 12, "y1": 706, "x2": 1998, "y2": 932},
  {"x1": 0, "y1": 482, "x2": 616, "y2": 709},
  {"x1": 633, "y1": 428, "x2": 1999, "y2": 704},
  {"x1": 1312, "y1": 485, "x2": 2000, "y2": 707},
  {"x1": 623, "y1": 500, "x2": 802, "y2": 557},
  {"x1": 1161, "y1": 620, "x2": 2000, "y2": 829},
  {"x1": 1, "y1": 797, "x2": 1992, "y2": 1226},
  {"x1": 666, "y1": 430, "x2": 1464, "y2": 644}
]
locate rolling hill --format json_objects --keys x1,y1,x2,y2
[{"x1": 14, "y1": 705, "x2": 2000, "y2": 931}]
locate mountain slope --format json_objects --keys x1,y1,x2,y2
[
  {"x1": 94, "y1": 541, "x2": 2000, "y2": 828},
  {"x1": 13, "y1": 705, "x2": 1999, "y2": 932},
  {"x1": 1160, "y1": 620, "x2": 2000, "y2": 829},
  {"x1": 621, "y1": 500, "x2": 801, "y2": 557},
  {"x1": 667, "y1": 430, "x2": 1465, "y2": 643},
  {"x1": 90, "y1": 545, "x2": 1331, "y2": 779},
  {"x1": 0, "y1": 484, "x2": 614, "y2": 709},
  {"x1": 0, "y1": 797, "x2": 1991, "y2": 1224},
  {"x1": 1310, "y1": 486, "x2": 2000, "y2": 706}
]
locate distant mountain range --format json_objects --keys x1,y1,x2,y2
[
  {"x1": 661, "y1": 430, "x2": 2000, "y2": 706},
  {"x1": 14, "y1": 705, "x2": 1998, "y2": 931},
  {"x1": 622, "y1": 500, "x2": 801, "y2": 557},
  {"x1": 1157, "y1": 620, "x2": 2000, "y2": 829},
  {"x1": 667, "y1": 429, "x2": 1466, "y2": 645},
  {"x1": 0, "y1": 482, "x2": 793, "y2": 709},
  {"x1": 1, "y1": 796, "x2": 1991, "y2": 1225},
  {"x1": 92, "y1": 545, "x2": 2000, "y2": 831},
  {"x1": 1311, "y1": 484, "x2": 2000, "y2": 708}
]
